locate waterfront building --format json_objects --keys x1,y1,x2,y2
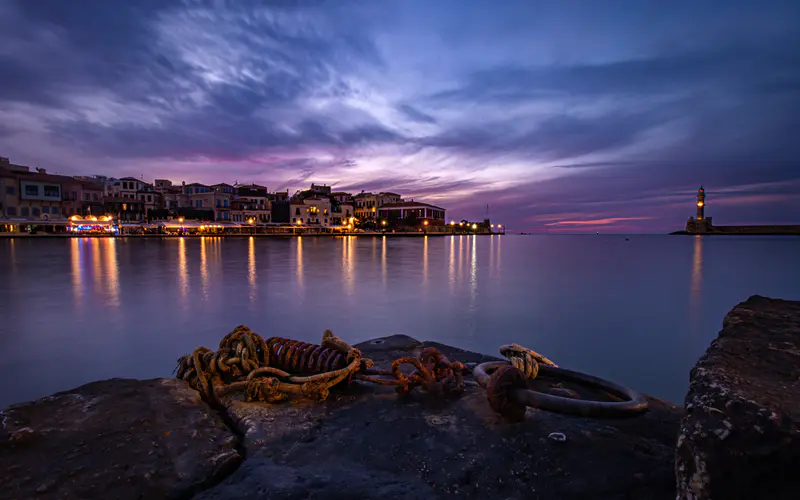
[
  {"x1": 112, "y1": 177, "x2": 146, "y2": 199},
  {"x1": 183, "y1": 183, "x2": 232, "y2": 221},
  {"x1": 231, "y1": 198, "x2": 271, "y2": 224},
  {"x1": 234, "y1": 184, "x2": 270, "y2": 223},
  {"x1": 0, "y1": 159, "x2": 66, "y2": 223},
  {"x1": 331, "y1": 202, "x2": 354, "y2": 226},
  {"x1": 137, "y1": 183, "x2": 161, "y2": 216},
  {"x1": 270, "y1": 190, "x2": 289, "y2": 202},
  {"x1": 378, "y1": 201, "x2": 446, "y2": 225},
  {"x1": 353, "y1": 191, "x2": 377, "y2": 221},
  {"x1": 331, "y1": 191, "x2": 353, "y2": 204},
  {"x1": 212, "y1": 183, "x2": 236, "y2": 195},
  {"x1": 309, "y1": 183, "x2": 332, "y2": 196},
  {"x1": 104, "y1": 196, "x2": 145, "y2": 222},
  {"x1": 377, "y1": 192, "x2": 403, "y2": 207},
  {"x1": 61, "y1": 178, "x2": 105, "y2": 217},
  {"x1": 291, "y1": 197, "x2": 333, "y2": 226}
]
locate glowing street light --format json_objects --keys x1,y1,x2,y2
[
  {"x1": 498, "y1": 224, "x2": 503, "y2": 229},
  {"x1": 449, "y1": 221, "x2": 455, "y2": 226},
  {"x1": 423, "y1": 220, "x2": 429, "y2": 226},
  {"x1": 178, "y1": 217, "x2": 184, "y2": 223},
  {"x1": 381, "y1": 220, "x2": 387, "y2": 226},
  {"x1": 471, "y1": 224, "x2": 477, "y2": 230},
  {"x1": 459, "y1": 222, "x2": 464, "y2": 227},
  {"x1": 248, "y1": 218, "x2": 255, "y2": 224}
]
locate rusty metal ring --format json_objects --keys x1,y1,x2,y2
[{"x1": 473, "y1": 361, "x2": 648, "y2": 418}]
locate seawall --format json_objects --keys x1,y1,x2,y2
[{"x1": 672, "y1": 224, "x2": 800, "y2": 236}]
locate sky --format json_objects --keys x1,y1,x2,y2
[{"x1": 1, "y1": 0, "x2": 798, "y2": 233}]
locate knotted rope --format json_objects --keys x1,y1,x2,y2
[
  {"x1": 499, "y1": 344, "x2": 557, "y2": 380},
  {"x1": 354, "y1": 347, "x2": 466, "y2": 397}
]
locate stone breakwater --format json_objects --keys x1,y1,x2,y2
[{"x1": 1, "y1": 296, "x2": 798, "y2": 499}]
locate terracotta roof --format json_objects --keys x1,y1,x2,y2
[{"x1": 378, "y1": 201, "x2": 445, "y2": 210}]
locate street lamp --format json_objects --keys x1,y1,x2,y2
[{"x1": 423, "y1": 220, "x2": 429, "y2": 226}]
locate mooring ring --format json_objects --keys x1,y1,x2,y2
[{"x1": 473, "y1": 361, "x2": 648, "y2": 418}]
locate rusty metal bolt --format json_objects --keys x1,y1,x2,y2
[{"x1": 486, "y1": 365, "x2": 529, "y2": 422}]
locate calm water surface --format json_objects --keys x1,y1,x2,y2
[{"x1": 1, "y1": 235, "x2": 798, "y2": 407}]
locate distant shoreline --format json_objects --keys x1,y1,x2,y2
[{"x1": 0, "y1": 231, "x2": 503, "y2": 239}]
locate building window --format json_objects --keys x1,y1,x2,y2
[
  {"x1": 324, "y1": 218, "x2": 328, "y2": 224},
  {"x1": 5, "y1": 186, "x2": 14, "y2": 195},
  {"x1": 93, "y1": 193, "x2": 98, "y2": 201},
  {"x1": 21, "y1": 207, "x2": 29, "y2": 216},
  {"x1": 32, "y1": 207, "x2": 41, "y2": 216},
  {"x1": 195, "y1": 200, "x2": 201, "y2": 208},
  {"x1": 85, "y1": 193, "x2": 90, "y2": 201},
  {"x1": 51, "y1": 206, "x2": 59, "y2": 215},
  {"x1": 223, "y1": 199, "x2": 228, "y2": 208},
  {"x1": 147, "y1": 195, "x2": 152, "y2": 202},
  {"x1": 295, "y1": 208, "x2": 301, "y2": 215},
  {"x1": 25, "y1": 185, "x2": 39, "y2": 196},
  {"x1": 292, "y1": 218, "x2": 296, "y2": 223},
  {"x1": 7, "y1": 206, "x2": 16, "y2": 215},
  {"x1": 71, "y1": 191, "x2": 77, "y2": 200},
  {"x1": 41, "y1": 206, "x2": 49, "y2": 214},
  {"x1": 216, "y1": 200, "x2": 221, "y2": 208}
]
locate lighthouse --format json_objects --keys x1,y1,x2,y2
[{"x1": 696, "y1": 186, "x2": 705, "y2": 220}]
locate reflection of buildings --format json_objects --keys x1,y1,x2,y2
[{"x1": 683, "y1": 186, "x2": 800, "y2": 235}]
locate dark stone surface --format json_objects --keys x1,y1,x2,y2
[
  {"x1": 676, "y1": 296, "x2": 800, "y2": 500},
  {"x1": 0, "y1": 378, "x2": 241, "y2": 500},
  {"x1": 197, "y1": 334, "x2": 683, "y2": 500}
]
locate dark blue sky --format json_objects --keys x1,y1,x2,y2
[{"x1": 1, "y1": 0, "x2": 798, "y2": 232}]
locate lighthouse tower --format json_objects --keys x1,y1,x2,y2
[{"x1": 696, "y1": 186, "x2": 705, "y2": 220}]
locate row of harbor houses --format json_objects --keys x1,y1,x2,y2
[{"x1": 0, "y1": 157, "x2": 450, "y2": 233}]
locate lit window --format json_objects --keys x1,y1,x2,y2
[{"x1": 25, "y1": 185, "x2": 39, "y2": 196}]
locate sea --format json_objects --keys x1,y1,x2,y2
[{"x1": 1, "y1": 234, "x2": 798, "y2": 408}]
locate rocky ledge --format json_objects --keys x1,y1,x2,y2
[
  {"x1": 676, "y1": 295, "x2": 800, "y2": 499},
  {"x1": 0, "y1": 335, "x2": 683, "y2": 500}
]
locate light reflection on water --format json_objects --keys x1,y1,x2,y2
[
  {"x1": 248, "y1": 236, "x2": 256, "y2": 302},
  {"x1": 0, "y1": 235, "x2": 798, "y2": 408}
]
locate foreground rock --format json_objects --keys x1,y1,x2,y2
[
  {"x1": 198, "y1": 336, "x2": 683, "y2": 499},
  {"x1": 676, "y1": 296, "x2": 800, "y2": 499},
  {"x1": 0, "y1": 336, "x2": 684, "y2": 500},
  {"x1": 0, "y1": 378, "x2": 241, "y2": 500}
]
